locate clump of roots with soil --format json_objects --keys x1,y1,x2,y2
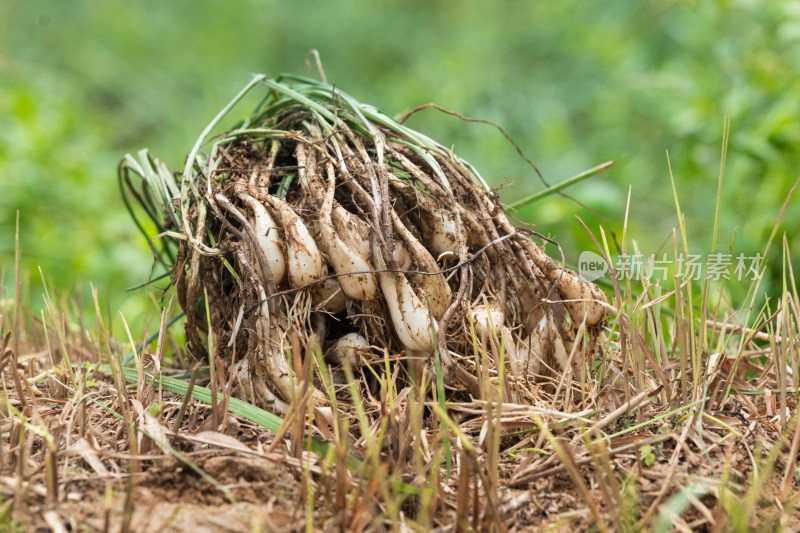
[{"x1": 121, "y1": 73, "x2": 609, "y2": 416}]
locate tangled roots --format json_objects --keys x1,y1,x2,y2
[{"x1": 121, "y1": 75, "x2": 609, "y2": 413}]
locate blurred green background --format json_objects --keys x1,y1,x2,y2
[{"x1": 2, "y1": 0, "x2": 799, "y2": 327}]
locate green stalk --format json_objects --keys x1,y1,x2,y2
[{"x1": 507, "y1": 160, "x2": 614, "y2": 211}]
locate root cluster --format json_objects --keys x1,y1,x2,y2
[{"x1": 121, "y1": 75, "x2": 609, "y2": 414}]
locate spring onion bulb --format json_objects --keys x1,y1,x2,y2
[
  {"x1": 551, "y1": 270, "x2": 606, "y2": 326},
  {"x1": 266, "y1": 196, "x2": 325, "y2": 288},
  {"x1": 332, "y1": 205, "x2": 371, "y2": 260},
  {"x1": 470, "y1": 303, "x2": 505, "y2": 338},
  {"x1": 419, "y1": 205, "x2": 458, "y2": 256},
  {"x1": 313, "y1": 275, "x2": 348, "y2": 313},
  {"x1": 240, "y1": 194, "x2": 286, "y2": 285},
  {"x1": 318, "y1": 195, "x2": 377, "y2": 300},
  {"x1": 260, "y1": 323, "x2": 327, "y2": 406},
  {"x1": 390, "y1": 209, "x2": 451, "y2": 319},
  {"x1": 325, "y1": 333, "x2": 370, "y2": 367},
  {"x1": 372, "y1": 238, "x2": 436, "y2": 352},
  {"x1": 393, "y1": 241, "x2": 412, "y2": 271}
]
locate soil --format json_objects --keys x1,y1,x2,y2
[{"x1": 15, "y1": 453, "x2": 306, "y2": 532}]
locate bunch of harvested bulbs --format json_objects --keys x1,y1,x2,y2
[{"x1": 120, "y1": 73, "x2": 609, "y2": 414}]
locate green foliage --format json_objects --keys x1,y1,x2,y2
[
  {"x1": 2, "y1": 0, "x2": 799, "y2": 315},
  {"x1": 640, "y1": 444, "x2": 656, "y2": 467},
  {"x1": 0, "y1": 497, "x2": 24, "y2": 533}
]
